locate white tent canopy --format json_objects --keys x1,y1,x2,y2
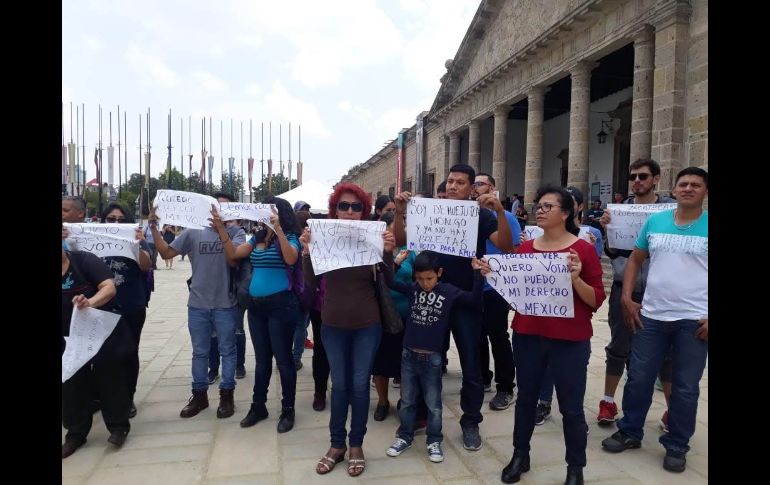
[{"x1": 275, "y1": 180, "x2": 332, "y2": 214}]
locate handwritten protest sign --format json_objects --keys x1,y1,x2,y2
[
  {"x1": 406, "y1": 198, "x2": 479, "y2": 257},
  {"x1": 307, "y1": 219, "x2": 385, "y2": 275},
  {"x1": 524, "y1": 225, "x2": 590, "y2": 241},
  {"x1": 485, "y1": 253, "x2": 574, "y2": 318},
  {"x1": 64, "y1": 223, "x2": 140, "y2": 260},
  {"x1": 62, "y1": 305, "x2": 121, "y2": 382},
  {"x1": 153, "y1": 189, "x2": 219, "y2": 230},
  {"x1": 220, "y1": 202, "x2": 275, "y2": 229},
  {"x1": 606, "y1": 203, "x2": 677, "y2": 250}
]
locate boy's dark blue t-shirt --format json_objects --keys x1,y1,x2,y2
[{"x1": 390, "y1": 271, "x2": 484, "y2": 352}]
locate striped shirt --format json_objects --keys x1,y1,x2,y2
[{"x1": 248, "y1": 233, "x2": 301, "y2": 297}]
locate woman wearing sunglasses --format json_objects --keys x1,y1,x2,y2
[
  {"x1": 100, "y1": 203, "x2": 153, "y2": 419},
  {"x1": 501, "y1": 186, "x2": 605, "y2": 485},
  {"x1": 300, "y1": 183, "x2": 396, "y2": 477}
]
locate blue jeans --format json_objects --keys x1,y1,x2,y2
[
  {"x1": 617, "y1": 316, "x2": 708, "y2": 454},
  {"x1": 292, "y1": 311, "x2": 310, "y2": 363},
  {"x1": 209, "y1": 304, "x2": 247, "y2": 371},
  {"x1": 322, "y1": 323, "x2": 382, "y2": 449},
  {"x1": 248, "y1": 291, "x2": 300, "y2": 408},
  {"x1": 188, "y1": 306, "x2": 238, "y2": 391},
  {"x1": 449, "y1": 306, "x2": 484, "y2": 427},
  {"x1": 396, "y1": 349, "x2": 443, "y2": 445},
  {"x1": 513, "y1": 333, "x2": 590, "y2": 468}
]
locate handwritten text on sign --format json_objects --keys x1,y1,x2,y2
[
  {"x1": 485, "y1": 253, "x2": 575, "y2": 318},
  {"x1": 606, "y1": 204, "x2": 677, "y2": 250},
  {"x1": 62, "y1": 305, "x2": 120, "y2": 382},
  {"x1": 406, "y1": 198, "x2": 479, "y2": 257},
  {"x1": 524, "y1": 225, "x2": 590, "y2": 241},
  {"x1": 308, "y1": 219, "x2": 385, "y2": 275},
  {"x1": 64, "y1": 223, "x2": 140, "y2": 260},
  {"x1": 220, "y1": 202, "x2": 275, "y2": 228},
  {"x1": 154, "y1": 190, "x2": 219, "y2": 230}
]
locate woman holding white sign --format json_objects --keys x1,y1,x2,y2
[
  {"x1": 100, "y1": 203, "x2": 153, "y2": 419},
  {"x1": 62, "y1": 229, "x2": 132, "y2": 459},
  {"x1": 215, "y1": 196, "x2": 302, "y2": 434},
  {"x1": 300, "y1": 183, "x2": 396, "y2": 477},
  {"x1": 501, "y1": 186, "x2": 606, "y2": 485}
]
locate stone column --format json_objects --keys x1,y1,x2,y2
[
  {"x1": 467, "y1": 120, "x2": 481, "y2": 172},
  {"x1": 651, "y1": 2, "x2": 692, "y2": 193},
  {"x1": 449, "y1": 132, "x2": 460, "y2": 169},
  {"x1": 567, "y1": 60, "x2": 594, "y2": 197},
  {"x1": 492, "y1": 105, "x2": 511, "y2": 199},
  {"x1": 630, "y1": 25, "x2": 655, "y2": 163},
  {"x1": 524, "y1": 85, "x2": 546, "y2": 208}
]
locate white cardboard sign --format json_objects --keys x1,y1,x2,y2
[
  {"x1": 307, "y1": 219, "x2": 385, "y2": 275},
  {"x1": 406, "y1": 198, "x2": 479, "y2": 257}
]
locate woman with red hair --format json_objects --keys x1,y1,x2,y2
[{"x1": 301, "y1": 183, "x2": 395, "y2": 477}]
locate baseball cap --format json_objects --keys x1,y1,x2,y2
[{"x1": 293, "y1": 200, "x2": 310, "y2": 211}]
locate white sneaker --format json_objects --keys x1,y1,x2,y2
[{"x1": 427, "y1": 442, "x2": 444, "y2": 463}]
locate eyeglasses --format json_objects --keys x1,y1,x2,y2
[
  {"x1": 628, "y1": 173, "x2": 651, "y2": 181},
  {"x1": 105, "y1": 216, "x2": 127, "y2": 223},
  {"x1": 337, "y1": 201, "x2": 363, "y2": 212},
  {"x1": 472, "y1": 181, "x2": 491, "y2": 188},
  {"x1": 533, "y1": 202, "x2": 561, "y2": 213}
]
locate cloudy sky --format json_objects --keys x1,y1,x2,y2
[{"x1": 62, "y1": 0, "x2": 479, "y2": 189}]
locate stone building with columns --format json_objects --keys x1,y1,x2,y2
[{"x1": 340, "y1": 0, "x2": 707, "y2": 209}]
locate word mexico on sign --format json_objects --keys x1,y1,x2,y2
[
  {"x1": 307, "y1": 219, "x2": 386, "y2": 275},
  {"x1": 485, "y1": 253, "x2": 574, "y2": 318},
  {"x1": 153, "y1": 190, "x2": 219, "y2": 230},
  {"x1": 64, "y1": 223, "x2": 141, "y2": 261},
  {"x1": 406, "y1": 198, "x2": 479, "y2": 257},
  {"x1": 606, "y1": 203, "x2": 677, "y2": 250}
]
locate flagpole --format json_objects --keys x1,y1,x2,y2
[
  {"x1": 117, "y1": 105, "x2": 122, "y2": 197},
  {"x1": 81, "y1": 104, "x2": 86, "y2": 197},
  {"x1": 98, "y1": 104, "x2": 103, "y2": 219},
  {"x1": 279, "y1": 124, "x2": 283, "y2": 194},
  {"x1": 298, "y1": 124, "x2": 302, "y2": 186},
  {"x1": 268, "y1": 122, "x2": 272, "y2": 194},
  {"x1": 167, "y1": 108, "x2": 172, "y2": 189},
  {"x1": 220, "y1": 119, "x2": 224, "y2": 191},
  {"x1": 109, "y1": 111, "x2": 113, "y2": 196},
  {"x1": 261, "y1": 122, "x2": 264, "y2": 197},
  {"x1": 240, "y1": 121, "x2": 244, "y2": 202},
  {"x1": 188, "y1": 115, "x2": 192, "y2": 190},
  {"x1": 288, "y1": 122, "x2": 292, "y2": 192},
  {"x1": 76, "y1": 105, "x2": 80, "y2": 196},
  {"x1": 139, "y1": 114, "x2": 143, "y2": 219},
  {"x1": 146, "y1": 108, "x2": 151, "y2": 212},
  {"x1": 209, "y1": 116, "x2": 213, "y2": 194},
  {"x1": 249, "y1": 119, "x2": 253, "y2": 203},
  {"x1": 229, "y1": 118, "x2": 234, "y2": 195},
  {"x1": 124, "y1": 111, "x2": 128, "y2": 197},
  {"x1": 200, "y1": 118, "x2": 205, "y2": 193}
]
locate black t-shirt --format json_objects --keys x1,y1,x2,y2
[
  {"x1": 102, "y1": 239, "x2": 150, "y2": 313},
  {"x1": 391, "y1": 272, "x2": 483, "y2": 352},
  {"x1": 62, "y1": 251, "x2": 115, "y2": 338},
  {"x1": 436, "y1": 207, "x2": 497, "y2": 290}
]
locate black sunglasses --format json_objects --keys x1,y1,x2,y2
[
  {"x1": 105, "y1": 216, "x2": 127, "y2": 223},
  {"x1": 628, "y1": 173, "x2": 651, "y2": 181},
  {"x1": 337, "y1": 201, "x2": 363, "y2": 213}
]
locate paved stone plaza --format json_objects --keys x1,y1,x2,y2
[{"x1": 63, "y1": 257, "x2": 707, "y2": 484}]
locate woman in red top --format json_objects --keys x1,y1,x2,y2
[{"x1": 501, "y1": 186, "x2": 605, "y2": 485}]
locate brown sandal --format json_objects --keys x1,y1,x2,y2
[
  {"x1": 316, "y1": 451, "x2": 346, "y2": 475},
  {"x1": 347, "y1": 458, "x2": 366, "y2": 477}
]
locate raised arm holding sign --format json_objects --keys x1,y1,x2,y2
[
  {"x1": 153, "y1": 189, "x2": 219, "y2": 230},
  {"x1": 306, "y1": 219, "x2": 386, "y2": 275},
  {"x1": 605, "y1": 203, "x2": 677, "y2": 250}
]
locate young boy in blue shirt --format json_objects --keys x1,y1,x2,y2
[{"x1": 386, "y1": 251, "x2": 489, "y2": 462}]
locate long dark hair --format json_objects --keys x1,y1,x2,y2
[
  {"x1": 254, "y1": 196, "x2": 298, "y2": 246},
  {"x1": 100, "y1": 202, "x2": 133, "y2": 223},
  {"x1": 534, "y1": 185, "x2": 579, "y2": 236},
  {"x1": 373, "y1": 195, "x2": 394, "y2": 220}
]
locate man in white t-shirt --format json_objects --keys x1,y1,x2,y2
[{"x1": 601, "y1": 167, "x2": 708, "y2": 474}]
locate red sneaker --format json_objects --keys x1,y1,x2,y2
[
  {"x1": 659, "y1": 410, "x2": 669, "y2": 433},
  {"x1": 304, "y1": 338, "x2": 314, "y2": 349},
  {"x1": 597, "y1": 400, "x2": 618, "y2": 424}
]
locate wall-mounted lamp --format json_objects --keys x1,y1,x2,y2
[{"x1": 597, "y1": 119, "x2": 613, "y2": 144}]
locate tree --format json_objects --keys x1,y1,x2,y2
[
  {"x1": 219, "y1": 173, "x2": 246, "y2": 201},
  {"x1": 251, "y1": 173, "x2": 298, "y2": 202},
  {"x1": 157, "y1": 167, "x2": 187, "y2": 191}
]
